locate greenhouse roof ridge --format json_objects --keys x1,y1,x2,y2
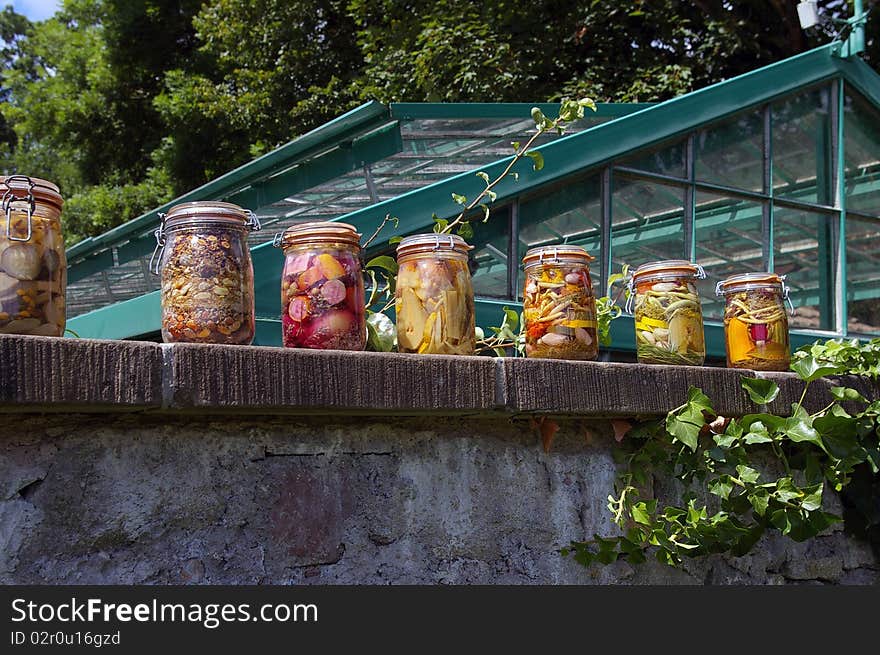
[
  {"x1": 317, "y1": 43, "x2": 876, "y2": 243},
  {"x1": 64, "y1": 101, "x2": 644, "y2": 281},
  {"x1": 65, "y1": 99, "x2": 392, "y2": 265}
]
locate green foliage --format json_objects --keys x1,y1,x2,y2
[
  {"x1": 563, "y1": 337, "x2": 880, "y2": 568},
  {"x1": 1, "y1": 0, "x2": 863, "y2": 246}
]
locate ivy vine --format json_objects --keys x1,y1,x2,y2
[{"x1": 562, "y1": 338, "x2": 880, "y2": 568}]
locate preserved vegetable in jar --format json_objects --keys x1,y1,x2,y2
[
  {"x1": 277, "y1": 221, "x2": 365, "y2": 350},
  {"x1": 522, "y1": 245, "x2": 598, "y2": 360},
  {"x1": 395, "y1": 234, "x2": 475, "y2": 355},
  {"x1": 627, "y1": 260, "x2": 706, "y2": 366},
  {"x1": 0, "y1": 175, "x2": 66, "y2": 337},
  {"x1": 717, "y1": 272, "x2": 791, "y2": 371},
  {"x1": 152, "y1": 202, "x2": 260, "y2": 344}
]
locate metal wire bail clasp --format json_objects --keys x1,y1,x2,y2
[
  {"x1": 780, "y1": 274, "x2": 796, "y2": 315},
  {"x1": 432, "y1": 234, "x2": 454, "y2": 251},
  {"x1": 148, "y1": 213, "x2": 167, "y2": 275},
  {"x1": 272, "y1": 232, "x2": 283, "y2": 248},
  {"x1": 2, "y1": 175, "x2": 36, "y2": 243},
  {"x1": 625, "y1": 274, "x2": 636, "y2": 314},
  {"x1": 538, "y1": 246, "x2": 559, "y2": 264},
  {"x1": 245, "y1": 209, "x2": 261, "y2": 232},
  {"x1": 714, "y1": 280, "x2": 724, "y2": 297},
  {"x1": 694, "y1": 263, "x2": 707, "y2": 280}
]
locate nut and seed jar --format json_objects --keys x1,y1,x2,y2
[
  {"x1": 522, "y1": 245, "x2": 598, "y2": 360},
  {"x1": 716, "y1": 272, "x2": 791, "y2": 371},
  {"x1": 395, "y1": 233, "x2": 475, "y2": 355},
  {"x1": 276, "y1": 221, "x2": 365, "y2": 350},
  {"x1": 153, "y1": 201, "x2": 260, "y2": 344},
  {"x1": 627, "y1": 260, "x2": 706, "y2": 366},
  {"x1": 0, "y1": 175, "x2": 66, "y2": 337}
]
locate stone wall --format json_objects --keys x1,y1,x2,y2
[{"x1": 1, "y1": 334, "x2": 878, "y2": 584}]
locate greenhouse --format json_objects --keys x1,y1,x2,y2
[{"x1": 64, "y1": 41, "x2": 880, "y2": 360}]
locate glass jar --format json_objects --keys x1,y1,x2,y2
[
  {"x1": 395, "y1": 233, "x2": 475, "y2": 355},
  {"x1": 716, "y1": 272, "x2": 791, "y2": 371},
  {"x1": 522, "y1": 245, "x2": 598, "y2": 360},
  {"x1": 627, "y1": 260, "x2": 706, "y2": 366},
  {"x1": 276, "y1": 221, "x2": 365, "y2": 350},
  {"x1": 152, "y1": 201, "x2": 260, "y2": 344},
  {"x1": 0, "y1": 175, "x2": 66, "y2": 337}
]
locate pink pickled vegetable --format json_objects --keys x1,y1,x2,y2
[
  {"x1": 321, "y1": 279, "x2": 347, "y2": 305},
  {"x1": 749, "y1": 323, "x2": 769, "y2": 342},
  {"x1": 288, "y1": 296, "x2": 310, "y2": 321},
  {"x1": 287, "y1": 253, "x2": 311, "y2": 275}
]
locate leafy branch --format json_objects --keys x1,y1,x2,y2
[
  {"x1": 438, "y1": 98, "x2": 596, "y2": 237},
  {"x1": 563, "y1": 338, "x2": 880, "y2": 568}
]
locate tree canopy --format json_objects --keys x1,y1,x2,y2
[{"x1": 0, "y1": 0, "x2": 875, "y2": 245}]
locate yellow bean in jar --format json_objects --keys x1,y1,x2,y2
[
  {"x1": 395, "y1": 234, "x2": 475, "y2": 355},
  {"x1": 717, "y1": 272, "x2": 791, "y2": 371},
  {"x1": 628, "y1": 260, "x2": 707, "y2": 366},
  {"x1": 522, "y1": 245, "x2": 598, "y2": 360}
]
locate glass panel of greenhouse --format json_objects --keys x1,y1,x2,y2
[{"x1": 64, "y1": 43, "x2": 880, "y2": 359}]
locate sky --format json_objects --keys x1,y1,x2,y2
[{"x1": 11, "y1": 0, "x2": 61, "y2": 21}]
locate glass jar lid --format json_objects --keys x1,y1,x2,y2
[
  {"x1": 396, "y1": 233, "x2": 474, "y2": 258},
  {"x1": 631, "y1": 259, "x2": 706, "y2": 281},
  {"x1": 716, "y1": 272, "x2": 785, "y2": 295},
  {"x1": 276, "y1": 221, "x2": 362, "y2": 250},
  {"x1": 1, "y1": 175, "x2": 64, "y2": 211},
  {"x1": 150, "y1": 201, "x2": 260, "y2": 274},
  {"x1": 522, "y1": 244, "x2": 594, "y2": 267},
  {"x1": 163, "y1": 201, "x2": 259, "y2": 230}
]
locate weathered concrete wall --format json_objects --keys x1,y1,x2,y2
[{"x1": 2, "y1": 414, "x2": 877, "y2": 585}]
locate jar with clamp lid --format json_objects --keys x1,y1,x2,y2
[
  {"x1": 152, "y1": 201, "x2": 260, "y2": 344},
  {"x1": 716, "y1": 272, "x2": 792, "y2": 371},
  {"x1": 275, "y1": 221, "x2": 365, "y2": 350},
  {"x1": 522, "y1": 245, "x2": 598, "y2": 360},
  {"x1": 395, "y1": 233, "x2": 475, "y2": 355},
  {"x1": 627, "y1": 260, "x2": 706, "y2": 366},
  {"x1": 0, "y1": 175, "x2": 66, "y2": 337}
]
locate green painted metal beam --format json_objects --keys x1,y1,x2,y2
[
  {"x1": 336, "y1": 45, "x2": 851, "y2": 244},
  {"x1": 225, "y1": 121, "x2": 402, "y2": 212},
  {"x1": 67, "y1": 291, "x2": 161, "y2": 340},
  {"x1": 66, "y1": 101, "x2": 392, "y2": 278},
  {"x1": 390, "y1": 102, "x2": 653, "y2": 120}
]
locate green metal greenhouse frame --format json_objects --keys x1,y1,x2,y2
[{"x1": 64, "y1": 41, "x2": 880, "y2": 359}]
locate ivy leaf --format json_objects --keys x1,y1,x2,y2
[
  {"x1": 743, "y1": 421, "x2": 773, "y2": 444},
  {"x1": 709, "y1": 476, "x2": 734, "y2": 500},
  {"x1": 801, "y1": 483, "x2": 824, "y2": 511},
  {"x1": 475, "y1": 171, "x2": 490, "y2": 184},
  {"x1": 388, "y1": 235, "x2": 403, "y2": 245},
  {"x1": 741, "y1": 377, "x2": 780, "y2": 404},
  {"x1": 486, "y1": 190, "x2": 497, "y2": 202},
  {"x1": 736, "y1": 464, "x2": 761, "y2": 484},
  {"x1": 530, "y1": 106, "x2": 546, "y2": 128},
  {"x1": 525, "y1": 150, "x2": 544, "y2": 171},
  {"x1": 501, "y1": 306, "x2": 519, "y2": 331},
  {"x1": 479, "y1": 204, "x2": 490, "y2": 222},
  {"x1": 511, "y1": 140, "x2": 521, "y2": 152},
  {"x1": 451, "y1": 192, "x2": 467, "y2": 205},
  {"x1": 457, "y1": 222, "x2": 474, "y2": 240},
  {"x1": 791, "y1": 356, "x2": 842, "y2": 382},
  {"x1": 748, "y1": 490, "x2": 770, "y2": 516},
  {"x1": 631, "y1": 502, "x2": 653, "y2": 526},
  {"x1": 830, "y1": 386, "x2": 867, "y2": 403},
  {"x1": 433, "y1": 218, "x2": 448, "y2": 233},
  {"x1": 781, "y1": 417, "x2": 822, "y2": 446},
  {"x1": 774, "y1": 478, "x2": 801, "y2": 503},
  {"x1": 365, "y1": 255, "x2": 398, "y2": 275}
]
